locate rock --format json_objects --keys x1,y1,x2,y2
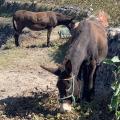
[
  {"x1": 53, "y1": 6, "x2": 93, "y2": 20},
  {"x1": 58, "y1": 27, "x2": 71, "y2": 39},
  {"x1": 108, "y1": 27, "x2": 120, "y2": 39}
]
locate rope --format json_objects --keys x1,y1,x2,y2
[{"x1": 59, "y1": 74, "x2": 76, "y2": 104}]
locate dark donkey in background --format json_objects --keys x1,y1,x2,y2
[
  {"x1": 41, "y1": 11, "x2": 109, "y2": 112},
  {"x1": 13, "y1": 10, "x2": 74, "y2": 47}
]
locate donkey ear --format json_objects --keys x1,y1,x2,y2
[
  {"x1": 40, "y1": 65, "x2": 61, "y2": 76},
  {"x1": 68, "y1": 20, "x2": 80, "y2": 30},
  {"x1": 97, "y1": 10, "x2": 109, "y2": 27}
]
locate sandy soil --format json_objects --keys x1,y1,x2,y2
[{"x1": 0, "y1": 23, "x2": 66, "y2": 119}]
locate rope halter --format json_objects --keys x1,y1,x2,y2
[{"x1": 59, "y1": 74, "x2": 76, "y2": 104}]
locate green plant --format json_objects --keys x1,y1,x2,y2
[{"x1": 104, "y1": 56, "x2": 120, "y2": 120}]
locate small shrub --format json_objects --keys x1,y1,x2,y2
[{"x1": 104, "y1": 56, "x2": 120, "y2": 120}]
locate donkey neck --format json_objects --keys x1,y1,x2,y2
[
  {"x1": 56, "y1": 13, "x2": 72, "y2": 26},
  {"x1": 57, "y1": 19, "x2": 71, "y2": 26}
]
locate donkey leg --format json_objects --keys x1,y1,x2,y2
[
  {"x1": 91, "y1": 64, "x2": 99, "y2": 97},
  {"x1": 82, "y1": 60, "x2": 97, "y2": 101},
  {"x1": 82, "y1": 63, "x2": 89, "y2": 100},
  {"x1": 88, "y1": 60, "x2": 97, "y2": 101},
  {"x1": 14, "y1": 23, "x2": 24, "y2": 47},
  {"x1": 14, "y1": 32, "x2": 20, "y2": 47},
  {"x1": 77, "y1": 62, "x2": 86, "y2": 100},
  {"x1": 47, "y1": 28, "x2": 52, "y2": 47}
]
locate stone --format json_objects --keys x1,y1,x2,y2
[{"x1": 53, "y1": 6, "x2": 93, "y2": 20}]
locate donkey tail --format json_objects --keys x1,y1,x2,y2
[{"x1": 12, "y1": 15, "x2": 17, "y2": 31}]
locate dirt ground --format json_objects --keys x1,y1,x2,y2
[
  {"x1": 0, "y1": 23, "x2": 72, "y2": 119},
  {"x1": 0, "y1": 27, "x2": 60, "y2": 100}
]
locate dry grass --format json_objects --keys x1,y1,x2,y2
[{"x1": 0, "y1": 26, "x2": 67, "y2": 69}]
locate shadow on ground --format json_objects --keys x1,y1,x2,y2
[
  {"x1": 25, "y1": 39, "x2": 70, "y2": 64},
  {"x1": 26, "y1": 43, "x2": 51, "y2": 49},
  {"x1": 0, "y1": 91, "x2": 115, "y2": 120},
  {"x1": 0, "y1": 21, "x2": 14, "y2": 47},
  {"x1": 50, "y1": 40, "x2": 70, "y2": 63},
  {"x1": 0, "y1": 91, "x2": 58, "y2": 119}
]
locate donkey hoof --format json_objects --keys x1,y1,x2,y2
[{"x1": 47, "y1": 43, "x2": 51, "y2": 47}]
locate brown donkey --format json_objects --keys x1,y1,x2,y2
[
  {"x1": 13, "y1": 10, "x2": 74, "y2": 47},
  {"x1": 41, "y1": 11, "x2": 109, "y2": 112}
]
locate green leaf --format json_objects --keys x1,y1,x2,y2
[
  {"x1": 116, "y1": 111, "x2": 120, "y2": 120},
  {"x1": 110, "y1": 96, "x2": 118, "y2": 110},
  {"x1": 103, "y1": 59, "x2": 113, "y2": 64},
  {"x1": 114, "y1": 83, "x2": 120, "y2": 96},
  {"x1": 111, "y1": 86, "x2": 116, "y2": 90},
  {"x1": 111, "y1": 56, "x2": 120, "y2": 63}
]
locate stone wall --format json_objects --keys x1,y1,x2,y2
[{"x1": 53, "y1": 5, "x2": 93, "y2": 20}]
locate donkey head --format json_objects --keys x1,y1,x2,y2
[
  {"x1": 56, "y1": 12, "x2": 75, "y2": 27},
  {"x1": 41, "y1": 60, "x2": 80, "y2": 112}
]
